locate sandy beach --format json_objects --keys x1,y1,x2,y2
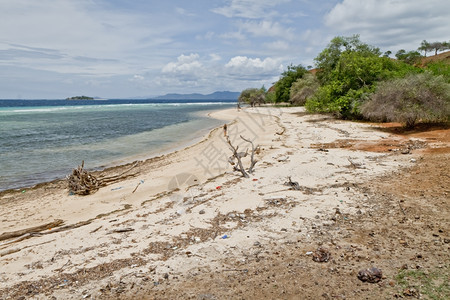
[{"x1": 0, "y1": 106, "x2": 448, "y2": 299}]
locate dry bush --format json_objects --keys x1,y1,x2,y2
[
  {"x1": 361, "y1": 72, "x2": 450, "y2": 128},
  {"x1": 289, "y1": 73, "x2": 319, "y2": 106}
]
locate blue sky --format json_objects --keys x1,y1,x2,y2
[{"x1": 0, "y1": 0, "x2": 449, "y2": 99}]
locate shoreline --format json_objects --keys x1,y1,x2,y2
[
  {"x1": 0, "y1": 106, "x2": 279, "y2": 231},
  {"x1": 0, "y1": 107, "x2": 234, "y2": 195}
]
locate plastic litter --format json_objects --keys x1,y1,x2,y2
[
  {"x1": 111, "y1": 187, "x2": 123, "y2": 191},
  {"x1": 221, "y1": 234, "x2": 228, "y2": 239}
]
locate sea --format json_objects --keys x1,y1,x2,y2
[{"x1": 0, "y1": 99, "x2": 236, "y2": 191}]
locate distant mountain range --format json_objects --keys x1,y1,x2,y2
[{"x1": 153, "y1": 91, "x2": 240, "y2": 100}]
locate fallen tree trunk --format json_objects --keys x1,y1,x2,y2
[{"x1": 0, "y1": 219, "x2": 64, "y2": 242}]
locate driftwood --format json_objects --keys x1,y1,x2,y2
[
  {"x1": 67, "y1": 161, "x2": 139, "y2": 195},
  {"x1": 284, "y1": 176, "x2": 301, "y2": 190},
  {"x1": 240, "y1": 135, "x2": 258, "y2": 174},
  {"x1": 67, "y1": 161, "x2": 101, "y2": 195},
  {"x1": 226, "y1": 135, "x2": 259, "y2": 178},
  {"x1": 0, "y1": 219, "x2": 64, "y2": 242}
]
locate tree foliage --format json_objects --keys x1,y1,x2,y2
[
  {"x1": 289, "y1": 73, "x2": 319, "y2": 105},
  {"x1": 314, "y1": 35, "x2": 381, "y2": 84},
  {"x1": 306, "y1": 35, "x2": 395, "y2": 118},
  {"x1": 418, "y1": 40, "x2": 450, "y2": 56},
  {"x1": 273, "y1": 64, "x2": 307, "y2": 103},
  {"x1": 238, "y1": 88, "x2": 266, "y2": 107},
  {"x1": 395, "y1": 49, "x2": 423, "y2": 65},
  {"x1": 361, "y1": 72, "x2": 450, "y2": 128}
]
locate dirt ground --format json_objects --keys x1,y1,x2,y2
[
  {"x1": 1, "y1": 116, "x2": 448, "y2": 300},
  {"x1": 116, "y1": 125, "x2": 449, "y2": 300}
]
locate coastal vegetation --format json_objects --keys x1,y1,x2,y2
[
  {"x1": 66, "y1": 95, "x2": 94, "y2": 100},
  {"x1": 239, "y1": 35, "x2": 450, "y2": 128}
]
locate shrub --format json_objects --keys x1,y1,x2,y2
[
  {"x1": 289, "y1": 73, "x2": 319, "y2": 105},
  {"x1": 273, "y1": 64, "x2": 307, "y2": 103},
  {"x1": 361, "y1": 72, "x2": 450, "y2": 128},
  {"x1": 238, "y1": 88, "x2": 266, "y2": 107}
]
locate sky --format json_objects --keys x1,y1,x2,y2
[{"x1": 0, "y1": 0, "x2": 449, "y2": 99}]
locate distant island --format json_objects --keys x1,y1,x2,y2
[
  {"x1": 66, "y1": 96, "x2": 94, "y2": 100},
  {"x1": 153, "y1": 91, "x2": 240, "y2": 100}
]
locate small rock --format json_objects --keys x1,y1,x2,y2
[
  {"x1": 163, "y1": 273, "x2": 169, "y2": 280},
  {"x1": 199, "y1": 209, "x2": 205, "y2": 215},
  {"x1": 312, "y1": 247, "x2": 331, "y2": 263},
  {"x1": 444, "y1": 238, "x2": 449, "y2": 244},
  {"x1": 229, "y1": 213, "x2": 236, "y2": 218},
  {"x1": 357, "y1": 267, "x2": 382, "y2": 283},
  {"x1": 401, "y1": 148, "x2": 410, "y2": 154},
  {"x1": 253, "y1": 241, "x2": 261, "y2": 247},
  {"x1": 403, "y1": 288, "x2": 419, "y2": 297},
  {"x1": 281, "y1": 228, "x2": 288, "y2": 232}
]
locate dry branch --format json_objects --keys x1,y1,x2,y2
[
  {"x1": 0, "y1": 219, "x2": 64, "y2": 242},
  {"x1": 240, "y1": 135, "x2": 258, "y2": 174},
  {"x1": 67, "y1": 161, "x2": 100, "y2": 195},
  {"x1": 226, "y1": 136, "x2": 249, "y2": 178},
  {"x1": 284, "y1": 176, "x2": 301, "y2": 190},
  {"x1": 67, "y1": 161, "x2": 139, "y2": 195},
  {"x1": 226, "y1": 135, "x2": 259, "y2": 177}
]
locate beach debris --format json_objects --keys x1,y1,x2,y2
[
  {"x1": 108, "y1": 228, "x2": 135, "y2": 234},
  {"x1": 221, "y1": 234, "x2": 229, "y2": 239},
  {"x1": 0, "y1": 219, "x2": 64, "y2": 242},
  {"x1": 284, "y1": 176, "x2": 301, "y2": 190},
  {"x1": 276, "y1": 128, "x2": 286, "y2": 135},
  {"x1": 67, "y1": 161, "x2": 139, "y2": 195},
  {"x1": 347, "y1": 157, "x2": 364, "y2": 169},
  {"x1": 312, "y1": 247, "x2": 331, "y2": 263},
  {"x1": 357, "y1": 267, "x2": 383, "y2": 283},
  {"x1": 226, "y1": 135, "x2": 259, "y2": 178},
  {"x1": 67, "y1": 161, "x2": 101, "y2": 195},
  {"x1": 132, "y1": 180, "x2": 145, "y2": 193},
  {"x1": 277, "y1": 156, "x2": 289, "y2": 162}
]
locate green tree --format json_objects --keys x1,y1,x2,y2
[
  {"x1": 289, "y1": 73, "x2": 319, "y2": 105},
  {"x1": 273, "y1": 64, "x2": 307, "y2": 103},
  {"x1": 383, "y1": 50, "x2": 392, "y2": 57},
  {"x1": 314, "y1": 34, "x2": 381, "y2": 84},
  {"x1": 395, "y1": 49, "x2": 423, "y2": 65},
  {"x1": 306, "y1": 35, "x2": 395, "y2": 118},
  {"x1": 418, "y1": 40, "x2": 430, "y2": 56},
  {"x1": 361, "y1": 72, "x2": 450, "y2": 128},
  {"x1": 238, "y1": 88, "x2": 266, "y2": 107}
]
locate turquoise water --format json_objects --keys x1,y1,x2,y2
[{"x1": 0, "y1": 100, "x2": 234, "y2": 191}]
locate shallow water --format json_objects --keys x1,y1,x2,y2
[{"x1": 0, "y1": 99, "x2": 235, "y2": 191}]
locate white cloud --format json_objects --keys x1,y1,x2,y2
[
  {"x1": 209, "y1": 54, "x2": 222, "y2": 61},
  {"x1": 324, "y1": 0, "x2": 450, "y2": 52},
  {"x1": 211, "y1": 0, "x2": 290, "y2": 19},
  {"x1": 220, "y1": 31, "x2": 247, "y2": 41},
  {"x1": 264, "y1": 40, "x2": 290, "y2": 51},
  {"x1": 225, "y1": 56, "x2": 283, "y2": 75},
  {"x1": 162, "y1": 53, "x2": 203, "y2": 74},
  {"x1": 175, "y1": 7, "x2": 195, "y2": 17},
  {"x1": 239, "y1": 20, "x2": 295, "y2": 39}
]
